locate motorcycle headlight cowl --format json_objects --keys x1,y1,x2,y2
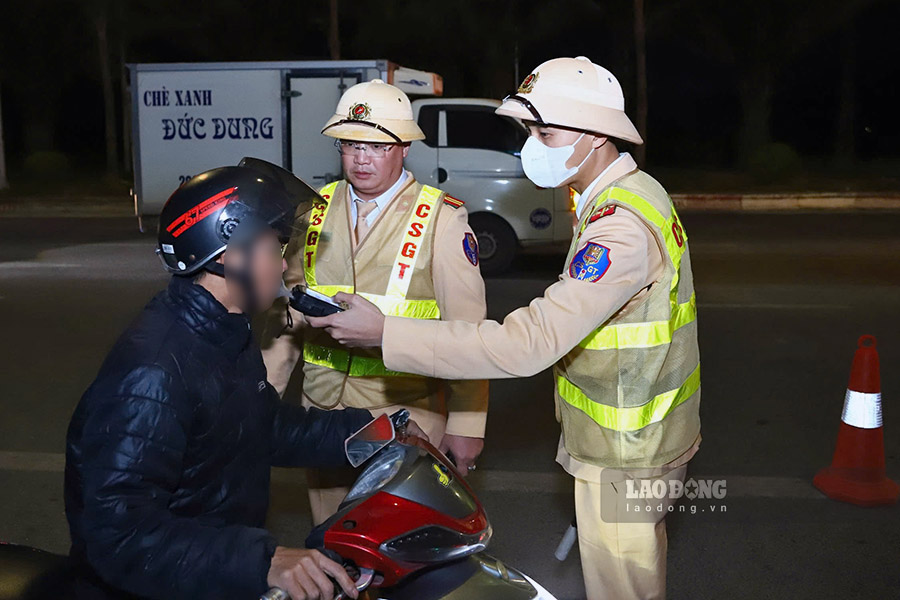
[
  {"x1": 344, "y1": 445, "x2": 407, "y2": 504},
  {"x1": 380, "y1": 524, "x2": 492, "y2": 564}
]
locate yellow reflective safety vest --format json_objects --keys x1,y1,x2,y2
[
  {"x1": 555, "y1": 170, "x2": 701, "y2": 468},
  {"x1": 294, "y1": 179, "x2": 445, "y2": 409}
]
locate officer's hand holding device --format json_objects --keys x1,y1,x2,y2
[
  {"x1": 305, "y1": 292, "x2": 386, "y2": 348},
  {"x1": 289, "y1": 285, "x2": 346, "y2": 317}
]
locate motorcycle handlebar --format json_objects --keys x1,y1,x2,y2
[
  {"x1": 389, "y1": 408, "x2": 410, "y2": 436},
  {"x1": 259, "y1": 586, "x2": 341, "y2": 600},
  {"x1": 261, "y1": 414, "x2": 405, "y2": 600},
  {"x1": 260, "y1": 566, "x2": 375, "y2": 600}
]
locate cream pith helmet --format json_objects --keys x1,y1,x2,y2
[
  {"x1": 321, "y1": 79, "x2": 425, "y2": 143},
  {"x1": 496, "y1": 56, "x2": 643, "y2": 145}
]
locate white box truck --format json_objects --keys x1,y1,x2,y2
[{"x1": 129, "y1": 60, "x2": 573, "y2": 272}]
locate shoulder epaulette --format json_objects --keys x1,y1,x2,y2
[
  {"x1": 442, "y1": 195, "x2": 465, "y2": 209},
  {"x1": 588, "y1": 204, "x2": 617, "y2": 223}
]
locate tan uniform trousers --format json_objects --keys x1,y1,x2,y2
[
  {"x1": 302, "y1": 396, "x2": 449, "y2": 525},
  {"x1": 574, "y1": 464, "x2": 688, "y2": 600}
]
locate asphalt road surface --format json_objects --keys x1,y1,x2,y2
[{"x1": 1, "y1": 213, "x2": 899, "y2": 599}]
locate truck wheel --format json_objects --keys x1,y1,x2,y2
[{"x1": 468, "y1": 213, "x2": 517, "y2": 275}]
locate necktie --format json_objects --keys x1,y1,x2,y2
[{"x1": 355, "y1": 199, "x2": 377, "y2": 245}]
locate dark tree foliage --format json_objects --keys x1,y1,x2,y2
[{"x1": 0, "y1": 0, "x2": 897, "y2": 178}]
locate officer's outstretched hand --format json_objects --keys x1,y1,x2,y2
[{"x1": 306, "y1": 292, "x2": 385, "y2": 348}]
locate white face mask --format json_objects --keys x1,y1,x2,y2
[{"x1": 519, "y1": 132, "x2": 595, "y2": 188}]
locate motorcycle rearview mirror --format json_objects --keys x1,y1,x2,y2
[{"x1": 345, "y1": 414, "x2": 396, "y2": 468}]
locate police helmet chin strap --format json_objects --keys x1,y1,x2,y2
[{"x1": 322, "y1": 119, "x2": 402, "y2": 143}]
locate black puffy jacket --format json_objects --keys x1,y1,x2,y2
[{"x1": 64, "y1": 276, "x2": 371, "y2": 600}]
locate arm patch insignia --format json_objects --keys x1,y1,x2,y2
[
  {"x1": 463, "y1": 232, "x2": 479, "y2": 266},
  {"x1": 568, "y1": 243, "x2": 611, "y2": 282}
]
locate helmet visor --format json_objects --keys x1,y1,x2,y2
[{"x1": 237, "y1": 157, "x2": 321, "y2": 242}]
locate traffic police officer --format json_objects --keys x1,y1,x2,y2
[
  {"x1": 305, "y1": 58, "x2": 702, "y2": 599},
  {"x1": 260, "y1": 79, "x2": 489, "y2": 526}
]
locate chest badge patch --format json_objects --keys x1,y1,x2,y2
[
  {"x1": 569, "y1": 242, "x2": 611, "y2": 282},
  {"x1": 463, "y1": 232, "x2": 479, "y2": 266}
]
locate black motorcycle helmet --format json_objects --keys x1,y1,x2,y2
[
  {"x1": 157, "y1": 158, "x2": 319, "y2": 312},
  {"x1": 157, "y1": 158, "x2": 318, "y2": 276}
]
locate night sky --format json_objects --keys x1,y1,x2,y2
[{"x1": 1, "y1": 0, "x2": 898, "y2": 178}]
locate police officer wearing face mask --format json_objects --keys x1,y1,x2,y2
[{"x1": 304, "y1": 57, "x2": 702, "y2": 600}]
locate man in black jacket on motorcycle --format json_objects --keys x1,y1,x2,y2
[{"x1": 65, "y1": 160, "x2": 371, "y2": 600}]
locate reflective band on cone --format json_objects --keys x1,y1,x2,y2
[{"x1": 841, "y1": 390, "x2": 883, "y2": 429}]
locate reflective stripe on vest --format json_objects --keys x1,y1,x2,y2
[
  {"x1": 302, "y1": 181, "x2": 339, "y2": 289},
  {"x1": 386, "y1": 185, "x2": 442, "y2": 299},
  {"x1": 302, "y1": 284, "x2": 441, "y2": 319},
  {"x1": 573, "y1": 186, "x2": 694, "y2": 353},
  {"x1": 302, "y1": 182, "x2": 442, "y2": 376},
  {"x1": 303, "y1": 343, "x2": 414, "y2": 377},
  {"x1": 576, "y1": 186, "x2": 688, "y2": 296},
  {"x1": 559, "y1": 185, "x2": 699, "y2": 430},
  {"x1": 557, "y1": 364, "x2": 700, "y2": 432},
  {"x1": 579, "y1": 293, "x2": 696, "y2": 350}
]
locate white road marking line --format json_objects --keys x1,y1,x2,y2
[{"x1": 0, "y1": 452, "x2": 830, "y2": 500}]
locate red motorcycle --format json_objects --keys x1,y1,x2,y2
[
  {"x1": 0, "y1": 411, "x2": 557, "y2": 600},
  {"x1": 262, "y1": 410, "x2": 557, "y2": 600}
]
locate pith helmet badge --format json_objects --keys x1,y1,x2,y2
[
  {"x1": 518, "y1": 72, "x2": 539, "y2": 94},
  {"x1": 348, "y1": 102, "x2": 371, "y2": 120}
]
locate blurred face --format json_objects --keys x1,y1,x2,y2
[
  {"x1": 221, "y1": 229, "x2": 287, "y2": 313},
  {"x1": 339, "y1": 140, "x2": 410, "y2": 200}
]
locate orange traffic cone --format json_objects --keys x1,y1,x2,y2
[{"x1": 813, "y1": 335, "x2": 899, "y2": 506}]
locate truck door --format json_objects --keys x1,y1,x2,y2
[{"x1": 287, "y1": 76, "x2": 350, "y2": 187}]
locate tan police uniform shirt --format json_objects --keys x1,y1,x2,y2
[
  {"x1": 261, "y1": 171, "x2": 490, "y2": 438},
  {"x1": 381, "y1": 156, "x2": 700, "y2": 480}
]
